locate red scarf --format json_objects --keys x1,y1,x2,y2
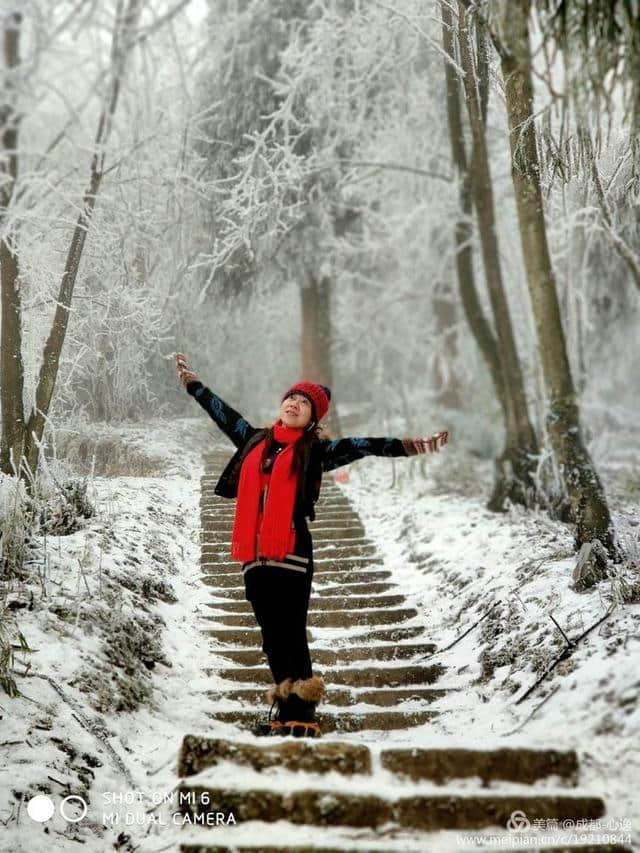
[{"x1": 231, "y1": 421, "x2": 305, "y2": 562}]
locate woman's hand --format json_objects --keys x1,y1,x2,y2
[
  {"x1": 176, "y1": 352, "x2": 199, "y2": 387},
  {"x1": 410, "y1": 430, "x2": 449, "y2": 455}
]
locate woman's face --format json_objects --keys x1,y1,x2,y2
[{"x1": 279, "y1": 393, "x2": 313, "y2": 429}]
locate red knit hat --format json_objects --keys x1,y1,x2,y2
[{"x1": 281, "y1": 381, "x2": 331, "y2": 423}]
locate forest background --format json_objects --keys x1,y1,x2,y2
[{"x1": 1, "y1": 0, "x2": 639, "y2": 642}]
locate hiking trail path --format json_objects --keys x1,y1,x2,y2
[{"x1": 173, "y1": 447, "x2": 629, "y2": 853}]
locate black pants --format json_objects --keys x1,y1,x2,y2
[{"x1": 246, "y1": 565, "x2": 314, "y2": 686}]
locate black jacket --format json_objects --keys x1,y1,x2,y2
[{"x1": 186, "y1": 380, "x2": 413, "y2": 523}]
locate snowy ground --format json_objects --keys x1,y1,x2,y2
[{"x1": 0, "y1": 413, "x2": 638, "y2": 852}]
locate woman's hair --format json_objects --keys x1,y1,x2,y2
[{"x1": 260, "y1": 422, "x2": 324, "y2": 484}]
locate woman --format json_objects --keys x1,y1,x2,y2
[{"x1": 176, "y1": 352, "x2": 448, "y2": 738}]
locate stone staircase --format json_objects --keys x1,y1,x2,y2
[{"x1": 174, "y1": 448, "x2": 631, "y2": 852}]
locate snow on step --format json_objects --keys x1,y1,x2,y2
[
  {"x1": 216, "y1": 686, "x2": 448, "y2": 707},
  {"x1": 200, "y1": 569, "x2": 393, "y2": 586},
  {"x1": 210, "y1": 607, "x2": 419, "y2": 628},
  {"x1": 173, "y1": 784, "x2": 604, "y2": 831},
  {"x1": 202, "y1": 625, "x2": 428, "y2": 647},
  {"x1": 206, "y1": 709, "x2": 439, "y2": 732},
  {"x1": 177, "y1": 738, "x2": 579, "y2": 786},
  {"x1": 202, "y1": 593, "x2": 407, "y2": 613},
  {"x1": 202, "y1": 579, "x2": 396, "y2": 597},
  {"x1": 214, "y1": 663, "x2": 445, "y2": 687},
  {"x1": 198, "y1": 557, "x2": 384, "y2": 573},
  {"x1": 206, "y1": 642, "x2": 435, "y2": 666}
]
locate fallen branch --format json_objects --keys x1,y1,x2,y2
[
  {"x1": 515, "y1": 605, "x2": 616, "y2": 705},
  {"x1": 549, "y1": 611, "x2": 571, "y2": 646},
  {"x1": 420, "y1": 599, "x2": 502, "y2": 659},
  {"x1": 47, "y1": 774, "x2": 71, "y2": 789},
  {"x1": 501, "y1": 685, "x2": 561, "y2": 736}
]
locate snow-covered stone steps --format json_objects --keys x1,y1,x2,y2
[
  {"x1": 200, "y1": 554, "x2": 383, "y2": 568},
  {"x1": 205, "y1": 580, "x2": 397, "y2": 598},
  {"x1": 318, "y1": 580, "x2": 396, "y2": 594},
  {"x1": 199, "y1": 515, "x2": 363, "y2": 527},
  {"x1": 309, "y1": 516, "x2": 365, "y2": 526},
  {"x1": 200, "y1": 492, "x2": 350, "y2": 503},
  {"x1": 172, "y1": 807, "x2": 632, "y2": 853},
  {"x1": 178, "y1": 735, "x2": 371, "y2": 775},
  {"x1": 199, "y1": 557, "x2": 384, "y2": 572},
  {"x1": 314, "y1": 625, "x2": 428, "y2": 643},
  {"x1": 200, "y1": 561, "x2": 386, "y2": 576},
  {"x1": 213, "y1": 663, "x2": 445, "y2": 688},
  {"x1": 378, "y1": 746, "x2": 579, "y2": 785},
  {"x1": 176, "y1": 454, "x2": 631, "y2": 853},
  {"x1": 205, "y1": 637, "x2": 435, "y2": 661},
  {"x1": 201, "y1": 527, "x2": 368, "y2": 542},
  {"x1": 173, "y1": 784, "x2": 604, "y2": 832},
  {"x1": 199, "y1": 498, "x2": 354, "y2": 510},
  {"x1": 203, "y1": 625, "x2": 426, "y2": 647},
  {"x1": 177, "y1": 738, "x2": 580, "y2": 785},
  {"x1": 216, "y1": 686, "x2": 447, "y2": 707},
  {"x1": 205, "y1": 641, "x2": 435, "y2": 666},
  {"x1": 200, "y1": 570, "x2": 393, "y2": 586},
  {"x1": 201, "y1": 543, "x2": 380, "y2": 560},
  {"x1": 196, "y1": 511, "x2": 364, "y2": 521},
  {"x1": 204, "y1": 594, "x2": 407, "y2": 613},
  {"x1": 312, "y1": 545, "x2": 379, "y2": 558},
  {"x1": 205, "y1": 708, "x2": 440, "y2": 732},
  {"x1": 203, "y1": 627, "x2": 276, "y2": 645},
  {"x1": 200, "y1": 514, "x2": 366, "y2": 528},
  {"x1": 208, "y1": 606, "x2": 418, "y2": 629}
]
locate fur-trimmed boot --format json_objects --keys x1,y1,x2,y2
[
  {"x1": 268, "y1": 676, "x2": 326, "y2": 738},
  {"x1": 252, "y1": 678, "x2": 294, "y2": 737},
  {"x1": 291, "y1": 675, "x2": 326, "y2": 706},
  {"x1": 265, "y1": 677, "x2": 294, "y2": 709}
]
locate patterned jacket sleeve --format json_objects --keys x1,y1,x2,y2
[
  {"x1": 186, "y1": 381, "x2": 254, "y2": 449},
  {"x1": 319, "y1": 436, "x2": 419, "y2": 472}
]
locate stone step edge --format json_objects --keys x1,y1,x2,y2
[
  {"x1": 175, "y1": 784, "x2": 605, "y2": 824},
  {"x1": 176, "y1": 770, "x2": 587, "y2": 799},
  {"x1": 205, "y1": 641, "x2": 435, "y2": 652},
  {"x1": 177, "y1": 735, "x2": 580, "y2": 783}
]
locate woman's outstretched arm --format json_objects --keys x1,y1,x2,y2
[
  {"x1": 176, "y1": 353, "x2": 254, "y2": 449},
  {"x1": 319, "y1": 432, "x2": 448, "y2": 472}
]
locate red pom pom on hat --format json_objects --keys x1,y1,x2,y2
[{"x1": 281, "y1": 381, "x2": 331, "y2": 423}]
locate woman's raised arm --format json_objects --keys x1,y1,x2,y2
[
  {"x1": 319, "y1": 431, "x2": 448, "y2": 472},
  {"x1": 176, "y1": 353, "x2": 254, "y2": 449}
]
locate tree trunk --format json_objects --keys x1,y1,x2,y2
[
  {"x1": 21, "y1": 0, "x2": 143, "y2": 481},
  {"x1": 500, "y1": 0, "x2": 619, "y2": 557},
  {"x1": 432, "y1": 292, "x2": 463, "y2": 410},
  {"x1": 457, "y1": 4, "x2": 540, "y2": 508},
  {"x1": 0, "y1": 12, "x2": 26, "y2": 476},
  {"x1": 300, "y1": 271, "x2": 341, "y2": 437},
  {"x1": 441, "y1": 1, "x2": 540, "y2": 510}
]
